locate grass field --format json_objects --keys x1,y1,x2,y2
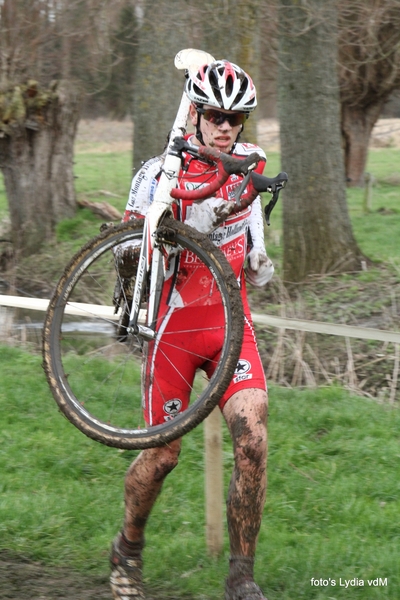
[
  {"x1": 0, "y1": 129, "x2": 400, "y2": 598},
  {"x1": 0, "y1": 344, "x2": 399, "y2": 599}
]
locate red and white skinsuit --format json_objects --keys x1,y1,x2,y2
[{"x1": 122, "y1": 136, "x2": 268, "y2": 425}]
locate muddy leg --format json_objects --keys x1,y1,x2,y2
[
  {"x1": 223, "y1": 389, "x2": 268, "y2": 590},
  {"x1": 123, "y1": 439, "x2": 182, "y2": 543},
  {"x1": 110, "y1": 440, "x2": 182, "y2": 599}
]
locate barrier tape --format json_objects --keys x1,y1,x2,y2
[
  {"x1": 252, "y1": 313, "x2": 400, "y2": 344},
  {"x1": 1, "y1": 294, "x2": 400, "y2": 344}
]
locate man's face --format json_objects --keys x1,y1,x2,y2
[{"x1": 189, "y1": 104, "x2": 246, "y2": 153}]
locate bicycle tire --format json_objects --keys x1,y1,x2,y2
[{"x1": 42, "y1": 217, "x2": 244, "y2": 449}]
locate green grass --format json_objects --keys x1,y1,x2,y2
[
  {"x1": 74, "y1": 151, "x2": 132, "y2": 213},
  {"x1": 51, "y1": 150, "x2": 134, "y2": 249},
  {"x1": 346, "y1": 149, "x2": 400, "y2": 263},
  {"x1": 1, "y1": 137, "x2": 400, "y2": 597},
  {"x1": 0, "y1": 344, "x2": 399, "y2": 598}
]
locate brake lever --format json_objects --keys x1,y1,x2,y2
[
  {"x1": 264, "y1": 185, "x2": 284, "y2": 226},
  {"x1": 233, "y1": 166, "x2": 257, "y2": 207},
  {"x1": 169, "y1": 136, "x2": 194, "y2": 157},
  {"x1": 233, "y1": 171, "x2": 251, "y2": 207}
]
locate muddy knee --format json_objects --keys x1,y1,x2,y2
[
  {"x1": 151, "y1": 440, "x2": 181, "y2": 481},
  {"x1": 234, "y1": 430, "x2": 267, "y2": 470}
]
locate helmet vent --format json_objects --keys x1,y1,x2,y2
[
  {"x1": 193, "y1": 83, "x2": 208, "y2": 101},
  {"x1": 226, "y1": 75, "x2": 234, "y2": 97}
]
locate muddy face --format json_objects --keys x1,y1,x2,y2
[{"x1": 189, "y1": 104, "x2": 242, "y2": 153}]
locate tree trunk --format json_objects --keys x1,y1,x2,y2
[
  {"x1": 0, "y1": 82, "x2": 81, "y2": 257},
  {"x1": 341, "y1": 100, "x2": 384, "y2": 187},
  {"x1": 278, "y1": 0, "x2": 366, "y2": 283},
  {"x1": 233, "y1": 0, "x2": 260, "y2": 145},
  {"x1": 132, "y1": 1, "x2": 191, "y2": 172},
  {"x1": 132, "y1": 0, "x2": 262, "y2": 171},
  {"x1": 200, "y1": 0, "x2": 261, "y2": 144}
]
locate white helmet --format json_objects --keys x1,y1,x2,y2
[{"x1": 186, "y1": 59, "x2": 257, "y2": 113}]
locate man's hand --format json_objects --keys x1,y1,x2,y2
[
  {"x1": 185, "y1": 197, "x2": 235, "y2": 234},
  {"x1": 245, "y1": 249, "x2": 274, "y2": 287}
]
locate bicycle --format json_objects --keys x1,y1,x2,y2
[{"x1": 42, "y1": 49, "x2": 287, "y2": 450}]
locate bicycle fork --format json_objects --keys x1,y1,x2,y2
[
  {"x1": 127, "y1": 219, "x2": 167, "y2": 341},
  {"x1": 126, "y1": 223, "x2": 154, "y2": 341},
  {"x1": 126, "y1": 91, "x2": 191, "y2": 339}
]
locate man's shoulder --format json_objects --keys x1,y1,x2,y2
[
  {"x1": 133, "y1": 155, "x2": 164, "y2": 183},
  {"x1": 140, "y1": 154, "x2": 164, "y2": 171},
  {"x1": 233, "y1": 142, "x2": 266, "y2": 161}
]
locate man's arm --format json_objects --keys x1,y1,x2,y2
[
  {"x1": 123, "y1": 156, "x2": 163, "y2": 222},
  {"x1": 245, "y1": 196, "x2": 274, "y2": 287}
]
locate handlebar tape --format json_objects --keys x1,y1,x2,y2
[
  {"x1": 170, "y1": 147, "x2": 261, "y2": 201},
  {"x1": 170, "y1": 162, "x2": 229, "y2": 200}
]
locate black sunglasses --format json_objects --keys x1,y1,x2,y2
[{"x1": 196, "y1": 107, "x2": 248, "y2": 127}]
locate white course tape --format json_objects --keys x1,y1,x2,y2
[
  {"x1": 0, "y1": 295, "x2": 146, "y2": 323},
  {"x1": 1, "y1": 295, "x2": 399, "y2": 344},
  {"x1": 251, "y1": 313, "x2": 400, "y2": 344}
]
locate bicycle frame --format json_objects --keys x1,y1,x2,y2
[{"x1": 128, "y1": 49, "x2": 215, "y2": 339}]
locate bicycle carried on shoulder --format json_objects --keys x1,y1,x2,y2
[{"x1": 42, "y1": 49, "x2": 287, "y2": 450}]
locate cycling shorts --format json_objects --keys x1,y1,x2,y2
[{"x1": 142, "y1": 297, "x2": 267, "y2": 426}]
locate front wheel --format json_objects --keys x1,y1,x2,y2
[{"x1": 42, "y1": 218, "x2": 244, "y2": 449}]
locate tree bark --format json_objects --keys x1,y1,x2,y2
[
  {"x1": 132, "y1": 1, "x2": 191, "y2": 172},
  {"x1": 0, "y1": 82, "x2": 81, "y2": 257},
  {"x1": 232, "y1": 0, "x2": 260, "y2": 144},
  {"x1": 132, "y1": 0, "x2": 262, "y2": 170},
  {"x1": 278, "y1": 0, "x2": 366, "y2": 283},
  {"x1": 200, "y1": 0, "x2": 261, "y2": 144},
  {"x1": 341, "y1": 100, "x2": 384, "y2": 187}
]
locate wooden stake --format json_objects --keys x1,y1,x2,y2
[
  {"x1": 204, "y1": 406, "x2": 224, "y2": 556},
  {"x1": 363, "y1": 172, "x2": 374, "y2": 214}
]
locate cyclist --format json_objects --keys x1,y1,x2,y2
[{"x1": 110, "y1": 59, "x2": 272, "y2": 600}]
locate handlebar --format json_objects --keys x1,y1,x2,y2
[
  {"x1": 169, "y1": 138, "x2": 261, "y2": 200},
  {"x1": 168, "y1": 136, "x2": 288, "y2": 224}
]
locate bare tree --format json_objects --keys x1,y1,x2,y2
[
  {"x1": 252, "y1": 1, "x2": 400, "y2": 184},
  {"x1": 278, "y1": 0, "x2": 366, "y2": 283},
  {"x1": 338, "y1": 0, "x2": 400, "y2": 186},
  {"x1": 0, "y1": 0, "x2": 127, "y2": 257},
  {"x1": 92, "y1": 2, "x2": 138, "y2": 119}
]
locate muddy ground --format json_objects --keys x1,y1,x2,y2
[
  {"x1": 0, "y1": 551, "x2": 111, "y2": 600},
  {"x1": 0, "y1": 551, "x2": 183, "y2": 599},
  {"x1": 2, "y1": 117, "x2": 400, "y2": 600}
]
